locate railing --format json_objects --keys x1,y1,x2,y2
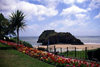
[{"x1": 47, "y1": 47, "x2": 88, "y2": 60}]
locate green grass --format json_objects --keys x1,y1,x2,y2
[
  {"x1": 0, "y1": 44, "x2": 55, "y2": 67},
  {"x1": 58, "y1": 51, "x2": 88, "y2": 59}
]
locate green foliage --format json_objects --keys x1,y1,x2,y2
[
  {"x1": 88, "y1": 48, "x2": 100, "y2": 61},
  {"x1": 37, "y1": 30, "x2": 84, "y2": 45},
  {"x1": 0, "y1": 13, "x2": 16, "y2": 39},
  {"x1": 37, "y1": 30, "x2": 56, "y2": 44},
  {"x1": 21, "y1": 41, "x2": 33, "y2": 48},
  {"x1": 10, "y1": 10, "x2": 26, "y2": 44},
  {"x1": 38, "y1": 47, "x2": 47, "y2": 51},
  {"x1": 0, "y1": 10, "x2": 27, "y2": 41},
  {"x1": 10, "y1": 37, "x2": 33, "y2": 48},
  {"x1": 58, "y1": 48, "x2": 100, "y2": 61},
  {"x1": 58, "y1": 50, "x2": 87, "y2": 59},
  {"x1": 0, "y1": 13, "x2": 9, "y2": 37},
  {"x1": 10, "y1": 10, "x2": 26, "y2": 30},
  {"x1": 0, "y1": 43, "x2": 11, "y2": 47}
]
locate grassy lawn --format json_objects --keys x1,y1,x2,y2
[
  {"x1": 0, "y1": 43, "x2": 55, "y2": 67},
  {"x1": 58, "y1": 51, "x2": 88, "y2": 59}
]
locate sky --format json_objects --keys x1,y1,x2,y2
[{"x1": 0, "y1": 0, "x2": 100, "y2": 36}]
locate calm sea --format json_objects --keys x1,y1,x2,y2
[{"x1": 20, "y1": 36, "x2": 100, "y2": 46}]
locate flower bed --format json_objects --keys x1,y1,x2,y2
[{"x1": 0, "y1": 40, "x2": 100, "y2": 67}]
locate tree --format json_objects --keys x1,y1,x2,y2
[
  {"x1": 10, "y1": 10, "x2": 26, "y2": 44},
  {"x1": 0, "y1": 13, "x2": 16, "y2": 40},
  {"x1": 0, "y1": 13, "x2": 10, "y2": 39}
]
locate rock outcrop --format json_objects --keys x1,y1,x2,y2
[{"x1": 37, "y1": 30, "x2": 84, "y2": 45}]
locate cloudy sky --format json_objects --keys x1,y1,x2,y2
[{"x1": 0, "y1": 0, "x2": 100, "y2": 36}]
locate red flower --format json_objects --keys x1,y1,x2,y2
[{"x1": 96, "y1": 64, "x2": 100, "y2": 67}]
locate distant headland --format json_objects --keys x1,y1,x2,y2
[{"x1": 37, "y1": 30, "x2": 84, "y2": 45}]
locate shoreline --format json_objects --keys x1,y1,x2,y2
[
  {"x1": 84, "y1": 43, "x2": 100, "y2": 45},
  {"x1": 35, "y1": 44, "x2": 100, "y2": 51}
]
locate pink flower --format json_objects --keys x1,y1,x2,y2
[{"x1": 66, "y1": 65, "x2": 70, "y2": 67}]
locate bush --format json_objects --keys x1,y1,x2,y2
[
  {"x1": 88, "y1": 48, "x2": 100, "y2": 61},
  {"x1": 37, "y1": 47, "x2": 47, "y2": 51},
  {"x1": 21, "y1": 41, "x2": 33, "y2": 48},
  {"x1": 8, "y1": 37, "x2": 33, "y2": 48}
]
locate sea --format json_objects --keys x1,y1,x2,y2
[{"x1": 20, "y1": 36, "x2": 100, "y2": 47}]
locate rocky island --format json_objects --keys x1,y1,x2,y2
[{"x1": 37, "y1": 30, "x2": 84, "y2": 45}]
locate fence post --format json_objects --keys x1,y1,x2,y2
[
  {"x1": 75, "y1": 47, "x2": 76, "y2": 58},
  {"x1": 50, "y1": 48, "x2": 52, "y2": 52},
  {"x1": 85, "y1": 47, "x2": 87, "y2": 59},
  {"x1": 67, "y1": 47, "x2": 68, "y2": 57},
  {"x1": 47, "y1": 45, "x2": 48, "y2": 52},
  {"x1": 60, "y1": 48, "x2": 62, "y2": 53},
  {"x1": 54, "y1": 45, "x2": 56, "y2": 54},
  {"x1": 55, "y1": 48, "x2": 56, "y2": 54},
  {"x1": 47, "y1": 40, "x2": 49, "y2": 52},
  {"x1": 38, "y1": 45, "x2": 39, "y2": 49}
]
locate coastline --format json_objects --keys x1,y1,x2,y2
[{"x1": 36, "y1": 44, "x2": 100, "y2": 51}]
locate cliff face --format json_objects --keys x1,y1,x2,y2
[{"x1": 37, "y1": 30, "x2": 84, "y2": 45}]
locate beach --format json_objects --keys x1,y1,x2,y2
[
  {"x1": 20, "y1": 36, "x2": 100, "y2": 46},
  {"x1": 20, "y1": 37, "x2": 100, "y2": 51},
  {"x1": 37, "y1": 44, "x2": 100, "y2": 51}
]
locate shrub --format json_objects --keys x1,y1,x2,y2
[
  {"x1": 21, "y1": 41, "x2": 33, "y2": 48},
  {"x1": 9, "y1": 37, "x2": 33, "y2": 48},
  {"x1": 37, "y1": 47, "x2": 47, "y2": 51},
  {"x1": 88, "y1": 48, "x2": 100, "y2": 61}
]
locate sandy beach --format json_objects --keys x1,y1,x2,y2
[{"x1": 37, "y1": 44, "x2": 100, "y2": 51}]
